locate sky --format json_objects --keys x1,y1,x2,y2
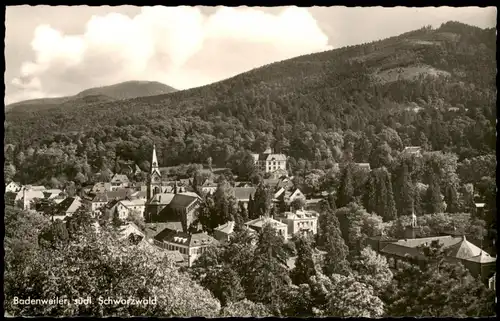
[{"x1": 4, "y1": 6, "x2": 497, "y2": 105}]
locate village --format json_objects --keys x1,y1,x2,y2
[{"x1": 4, "y1": 144, "x2": 496, "y2": 290}]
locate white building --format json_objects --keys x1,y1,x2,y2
[
  {"x1": 252, "y1": 148, "x2": 287, "y2": 175},
  {"x1": 245, "y1": 216, "x2": 288, "y2": 240},
  {"x1": 278, "y1": 210, "x2": 319, "y2": 240}
]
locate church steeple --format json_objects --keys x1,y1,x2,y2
[
  {"x1": 151, "y1": 144, "x2": 160, "y2": 176},
  {"x1": 148, "y1": 144, "x2": 162, "y2": 203}
]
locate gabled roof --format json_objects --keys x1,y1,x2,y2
[
  {"x1": 118, "y1": 222, "x2": 145, "y2": 239},
  {"x1": 233, "y1": 187, "x2": 256, "y2": 201},
  {"x1": 91, "y1": 182, "x2": 112, "y2": 193},
  {"x1": 120, "y1": 199, "x2": 146, "y2": 208},
  {"x1": 110, "y1": 174, "x2": 130, "y2": 184},
  {"x1": 155, "y1": 228, "x2": 218, "y2": 247},
  {"x1": 245, "y1": 216, "x2": 288, "y2": 229},
  {"x1": 144, "y1": 222, "x2": 182, "y2": 239},
  {"x1": 214, "y1": 221, "x2": 236, "y2": 235},
  {"x1": 263, "y1": 179, "x2": 280, "y2": 187},
  {"x1": 55, "y1": 197, "x2": 82, "y2": 214}
]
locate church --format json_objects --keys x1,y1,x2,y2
[{"x1": 145, "y1": 145, "x2": 201, "y2": 231}]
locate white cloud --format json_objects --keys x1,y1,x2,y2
[{"x1": 8, "y1": 6, "x2": 332, "y2": 104}]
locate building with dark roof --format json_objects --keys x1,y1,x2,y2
[
  {"x1": 153, "y1": 228, "x2": 219, "y2": 267},
  {"x1": 371, "y1": 231, "x2": 496, "y2": 284}
]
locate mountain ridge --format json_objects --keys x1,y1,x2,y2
[
  {"x1": 5, "y1": 21, "x2": 495, "y2": 173},
  {"x1": 5, "y1": 80, "x2": 177, "y2": 112}
]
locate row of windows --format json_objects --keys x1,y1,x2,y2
[{"x1": 164, "y1": 242, "x2": 209, "y2": 255}]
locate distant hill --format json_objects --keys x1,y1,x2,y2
[
  {"x1": 5, "y1": 81, "x2": 177, "y2": 112},
  {"x1": 5, "y1": 21, "x2": 496, "y2": 171}
]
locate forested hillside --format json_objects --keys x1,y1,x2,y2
[
  {"x1": 4, "y1": 22, "x2": 496, "y2": 187},
  {"x1": 5, "y1": 80, "x2": 177, "y2": 113}
]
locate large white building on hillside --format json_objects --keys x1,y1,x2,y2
[{"x1": 252, "y1": 148, "x2": 288, "y2": 177}]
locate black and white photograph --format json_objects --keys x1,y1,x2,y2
[{"x1": 3, "y1": 5, "x2": 497, "y2": 317}]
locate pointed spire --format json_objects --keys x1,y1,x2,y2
[{"x1": 151, "y1": 144, "x2": 160, "y2": 176}]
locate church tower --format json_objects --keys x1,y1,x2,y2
[{"x1": 148, "y1": 144, "x2": 162, "y2": 202}]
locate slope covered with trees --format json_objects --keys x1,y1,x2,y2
[{"x1": 5, "y1": 80, "x2": 177, "y2": 113}]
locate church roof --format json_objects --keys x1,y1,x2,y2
[
  {"x1": 446, "y1": 236, "x2": 485, "y2": 260},
  {"x1": 170, "y1": 193, "x2": 199, "y2": 208},
  {"x1": 465, "y1": 251, "x2": 496, "y2": 263},
  {"x1": 149, "y1": 193, "x2": 176, "y2": 205}
]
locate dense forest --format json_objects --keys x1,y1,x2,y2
[
  {"x1": 5, "y1": 22, "x2": 495, "y2": 182},
  {"x1": 3, "y1": 20, "x2": 497, "y2": 317}
]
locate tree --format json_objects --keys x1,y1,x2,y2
[
  {"x1": 201, "y1": 264, "x2": 245, "y2": 307},
  {"x1": 249, "y1": 183, "x2": 272, "y2": 219},
  {"x1": 336, "y1": 203, "x2": 384, "y2": 251},
  {"x1": 5, "y1": 227, "x2": 222, "y2": 317},
  {"x1": 425, "y1": 171, "x2": 444, "y2": 214},
  {"x1": 351, "y1": 247, "x2": 393, "y2": 295},
  {"x1": 386, "y1": 241, "x2": 495, "y2": 317},
  {"x1": 4, "y1": 163, "x2": 16, "y2": 182},
  {"x1": 291, "y1": 235, "x2": 317, "y2": 285},
  {"x1": 290, "y1": 198, "x2": 306, "y2": 212},
  {"x1": 220, "y1": 299, "x2": 271, "y2": 317},
  {"x1": 363, "y1": 168, "x2": 397, "y2": 221},
  {"x1": 126, "y1": 210, "x2": 145, "y2": 231},
  {"x1": 322, "y1": 210, "x2": 350, "y2": 277},
  {"x1": 207, "y1": 156, "x2": 213, "y2": 171},
  {"x1": 112, "y1": 210, "x2": 123, "y2": 228},
  {"x1": 309, "y1": 272, "x2": 384, "y2": 317},
  {"x1": 248, "y1": 224, "x2": 291, "y2": 313},
  {"x1": 444, "y1": 184, "x2": 459, "y2": 214},
  {"x1": 336, "y1": 163, "x2": 354, "y2": 208},
  {"x1": 395, "y1": 163, "x2": 415, "y2": 216}
]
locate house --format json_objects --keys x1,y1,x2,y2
[
  {"x1": 252, "y1": 148, "x2": 288, "y2": 175},
  {"x1": 114, "y1": 199, "x2": 147, "y2": 220},
  {"x1": 233, "y1": 187, "x2": 257, "y2": 209},
  {"x1": 274, "y1": 188, "x2": 307, "y2": 212},
  {"x1": 110, "y1": 174, "x2": 130, "y2": 191},
  {"x1": 117, "y1": 222, "x2": 145, "y2": 242},
  {"x1": 53, "y1": 197, "x2": 83, "y2": 219},
  {"x1": 5, "y1": 181, "x2": 21, "y2": 193},
  {"x1": 245, "y1": 216, "x2": 288, "y2": 240},
  {"x1": 373, "y1": 232, "x2": 496, "y2": 284},
  {"x1": 234, "y1": 181, "x2": 252, "y2": 188},
  {"x1": 200, "y1": 179, "x2": 218, "y2": 195},
  {"x1": 355, "y1": 163, "x2": 371, "y2": 171},
  {"x1": 91, "y1": 182, "x2": 112, "y2": 194},
  {"x1": 278, "y1": 210, "x2": 319, "y2": 239},
  {"x1": 5, "y1": 187, "x2": 45, "y2": 210},
  {"x1": 213, "y1": 221, "x2": 236, "y2": 244},
  {"x1": 153, "y1": 228, "x2": 219, "y2": 267},
  {"x1": 403, "y1": 146, "x2": 422, "y2": 156},
  {"x1": 144, "y1": 222, "x2": 184, "y2": 243},
  {"x1": 43, "y1": 189, "x2": 64, "y2": 200},
  {"x1": 89, "y1": 189, "x2": 134, "y2": 213}
]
